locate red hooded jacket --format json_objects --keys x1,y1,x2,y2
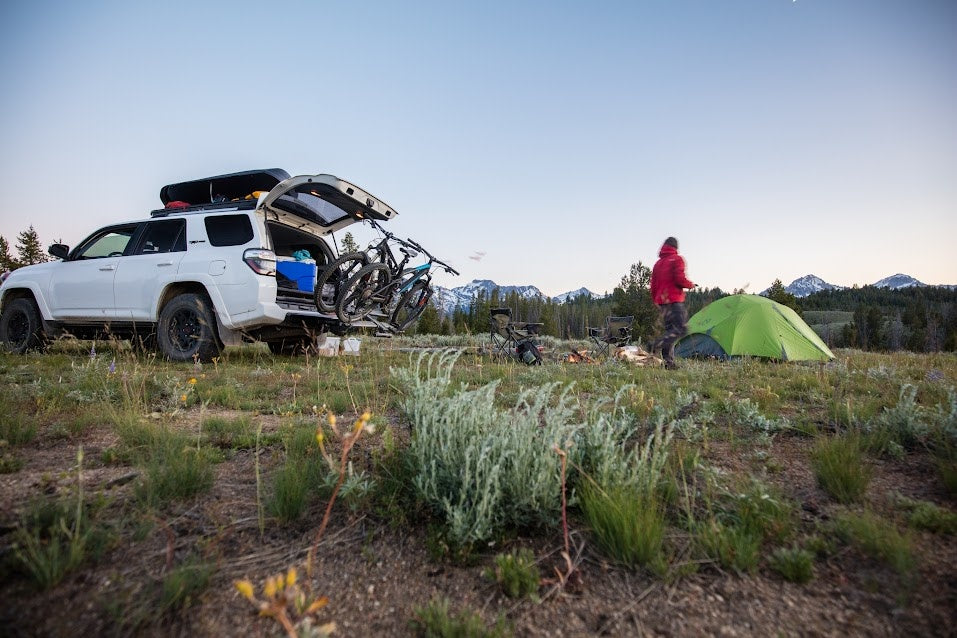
[{"x1": 650, "y1": 243, "x2": 695, "y2": 305}]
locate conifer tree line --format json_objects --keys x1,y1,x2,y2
[
  {"x1": 0, "y1": 226, "x2": 49, "y2": 271},
  {"x1": 801, "y1": 285, "x2": 957, "y2": 352}
]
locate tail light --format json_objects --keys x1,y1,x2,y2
[{"x1": 243, "y1": 249, "x2": 276, "y2": 276}]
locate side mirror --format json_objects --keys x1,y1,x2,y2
[{"x1": 48, "y1": 244, "x2": 70, "y2": 260}]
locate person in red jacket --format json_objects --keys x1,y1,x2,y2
[{"x1": 650, "y1": 237, "x2": 695, "y2": 369}]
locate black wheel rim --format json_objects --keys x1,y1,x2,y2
[
  {"x1": 6, "y1": 309, "x2": 30, "y2": 348},
  {"x1": 167, "y1": 307, "x2": 203, "y2": 354}
]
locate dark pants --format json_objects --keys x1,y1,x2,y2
[{"x1": 653, "y1": 302, "x2": 688, "y2": 365}]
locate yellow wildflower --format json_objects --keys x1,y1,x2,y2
[
  {"x1": 188, "y1": 377, "x2": 197, "y2": 385},
  {"x1": 328, "y1": 413, "x2": 337, "y2": 427},
  {"x1": 264, "y1": 576, "x2": 277, "y2": 599},
  {"x1": 305, "y1": 596, "x2": 330, "y2": 614},
  {"x1": 234, "y1": 579, "x2": 255, "y2": 601},
  {"x1": 180, "y1": 394, "x2": 188, "y2": 403},
  {"x1": 286, "y1": 567, "x2": 297, "y2": 587},
  {"x1": 315, "y1": 430, "x2": 324, "y2": 445}
]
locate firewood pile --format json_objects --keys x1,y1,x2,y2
[{"x1": 614, "y1": 345, "x2": 661, "y2": 365}]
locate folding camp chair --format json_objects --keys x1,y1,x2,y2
[
  {"x1": 489, "y1": 307, "x2": 544, "y2": 365},
  {"x1": 588, "y1": 315, "x2": 633, "y2": 358}
]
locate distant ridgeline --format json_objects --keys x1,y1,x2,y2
[{"x1": 416, "y1": 282, "x2": 955, "y2": 354}]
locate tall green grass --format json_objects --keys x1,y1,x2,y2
[{"x1": 811, "y1": 434, "x2": 872, "y2": 503}]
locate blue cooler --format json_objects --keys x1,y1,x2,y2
[{"x1": 276, "y1": 258, "x2": 317, "y2": 293}]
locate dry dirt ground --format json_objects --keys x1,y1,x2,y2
[{"x1": 1, "y1": 408, "x2": 955, "y2": 638}]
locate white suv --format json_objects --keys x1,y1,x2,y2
[{"x1": 0, "y1": 169, "x2": 397, "y2": 361}]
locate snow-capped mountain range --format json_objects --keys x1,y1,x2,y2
[
  {"x1": 432, "y1": 280, "x2": 600, "y2": 314},
  {"x1": 432, "y1": 274, "x2": 947, "y2": 314},
  {"x1": 767, "y1": 273, "x2": 934, "y2": 298}
]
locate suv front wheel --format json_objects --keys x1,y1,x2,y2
[
  {"x1": 157, "y1": 293, "x2": 221, "y2": 362},
  {"x1": 0, "y1": 297, "x2": 47, "y2": 354}
]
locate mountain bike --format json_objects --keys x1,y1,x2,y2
[
  {"x1": 335, "y1": 237, "x2": 458, "y2": 330},
  {"x1": 314, "y1": 219, "x2": 410, "y2": 314}
]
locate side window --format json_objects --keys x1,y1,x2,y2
[
  {"x1": 135, "y1": 219, "x2": 186, "y2": 255},
  {"x1": 75, "y1": 225, "x2": 139, "y2": 259},
  {"x1": 205, "y1": 214, "x2": 254, "y2": 247}
]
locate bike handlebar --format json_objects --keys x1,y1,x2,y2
[
  {"x1": 404, "y1": 238, "x2": 458, "y2": 276},
  {"x1": 363, "y1": 219, "x2": 459, "y2": 276}
]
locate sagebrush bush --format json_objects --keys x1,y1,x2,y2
[
  {"x1": 395, "y1": 351, "x2": 676, "y2": 549},
  {"x1": 867, "y1": 384, "x2": 928, "y2": 453}
]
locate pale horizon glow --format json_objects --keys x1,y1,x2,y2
[{"x1": 1, "y1": 0, "x2": 954, "y2": 298}]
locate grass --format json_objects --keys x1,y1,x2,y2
[
  {"x1": 580, "y1": 482, "x2": 666, "y2": 570},
  {"x1": 160, "y1": 558, "x2": 215, "y2": 611},
  {"x1": 0, "y1": 339, "x2": 955, "y2": 634},
  {"x1": 832, "y1": 510, "x2": 916, "y2": 574},
  {"x1": 811, "y1": 434, "x2": 872, "y2": 503},
  {"x1": 769, "y1": 546, "x2": 815, "y2": 584},
  {"x1": 485, "y1": 548, "x2": 541, "y2": 599},
  {"x1": 695, "y1": 519, "x2": 762, "y2": 573},
  {"x1": 411, "y1": 598, "x2": 511, "y2": 638}
]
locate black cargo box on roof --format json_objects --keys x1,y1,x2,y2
[{"x1": 160, "y1": 168, "x2": 291, "y2": 206}]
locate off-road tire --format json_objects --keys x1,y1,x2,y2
[
  {"x1": 156, "y1": 293, "x2": 221, "y2": 362},
  {"x1": 314, "y1": 252, "x2": 370, "y2": 314},
  {"x1": 0, "y1": 297, "x2": 47, "y2": 354},
  {"x1": 390, "y1": 281, "x2": 432, "y2": 332},
  {"x1": 336, "y1": 263, "x2": 392, "y2": 324}
]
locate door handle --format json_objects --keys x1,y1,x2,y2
[
  {"x1": 157, "y1": 262, "x2": 173, "y2": 267},
  {"x1": 99, "y1": 265, "x2": 115, "y2": 271}
]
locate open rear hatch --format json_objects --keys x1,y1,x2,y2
[
  {"x1": 157, "y1": 170, "x2": 398, "y2": 236},
  {"x1": 259, "y1": 174, "x2": 398, "y2": 236}
]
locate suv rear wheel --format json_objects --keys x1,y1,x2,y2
[
  {"x1": 0, "y1": 297, "x2": 47, "y2": 354},
  {"x1": 157, "y1": 293, "x2": 221, "y2": 362}
]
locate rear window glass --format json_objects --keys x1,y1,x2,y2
[
  {"x1": 272, "y1": 187, "x2": 350, "y2": 226},
  {"x1": 205, "y1": 215, "x2": 254, "y2": 247}
]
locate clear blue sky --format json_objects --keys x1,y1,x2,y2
[{"x1": 1, "y1": 0, "x2": 954, "y2": 296}]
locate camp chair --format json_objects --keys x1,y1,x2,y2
[
  {"x1": 489, "y1": 307, "x2": 543, "y2": 365},
  {"x1": 588, "y1": 315, "x2": 633, "y2": 358}
]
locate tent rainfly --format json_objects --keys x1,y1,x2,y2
[{"x1": 675, "y1": 294, "x2": 835, "y2": 362}]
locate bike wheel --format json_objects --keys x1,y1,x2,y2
[
  {"x1": 390, "y1": 281, "x2": 432, "y2": 332},
  {"x1": 336, "y1": 263, "x2": 392, "y2": 323},
  {"x1": 314, "y1": 252, "x2": 369, "y2": 314}
]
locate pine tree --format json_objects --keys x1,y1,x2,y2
[
  {"x1": 341, "y1": 232, "x2": 359, "y2": 253},
  {"x1": 0, "y1": 236, "x2": 18, "y2": 271},
  {"x1": 611, "y1": 261, "x2": 657, "y2": 342},
  {"x1": 15, "y1": 226, "x2": 48, "y2": 266},
  {"x1": 763, "y1": 279, "x2": 800, "y2": 313}
]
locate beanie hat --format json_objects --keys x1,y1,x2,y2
[{"x1": 664, "y1": 237, "x2": 679, "y2": 249}]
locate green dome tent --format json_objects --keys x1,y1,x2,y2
[{"x1": 675, "y1": 294, "x2": 834, "y2": 362}]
